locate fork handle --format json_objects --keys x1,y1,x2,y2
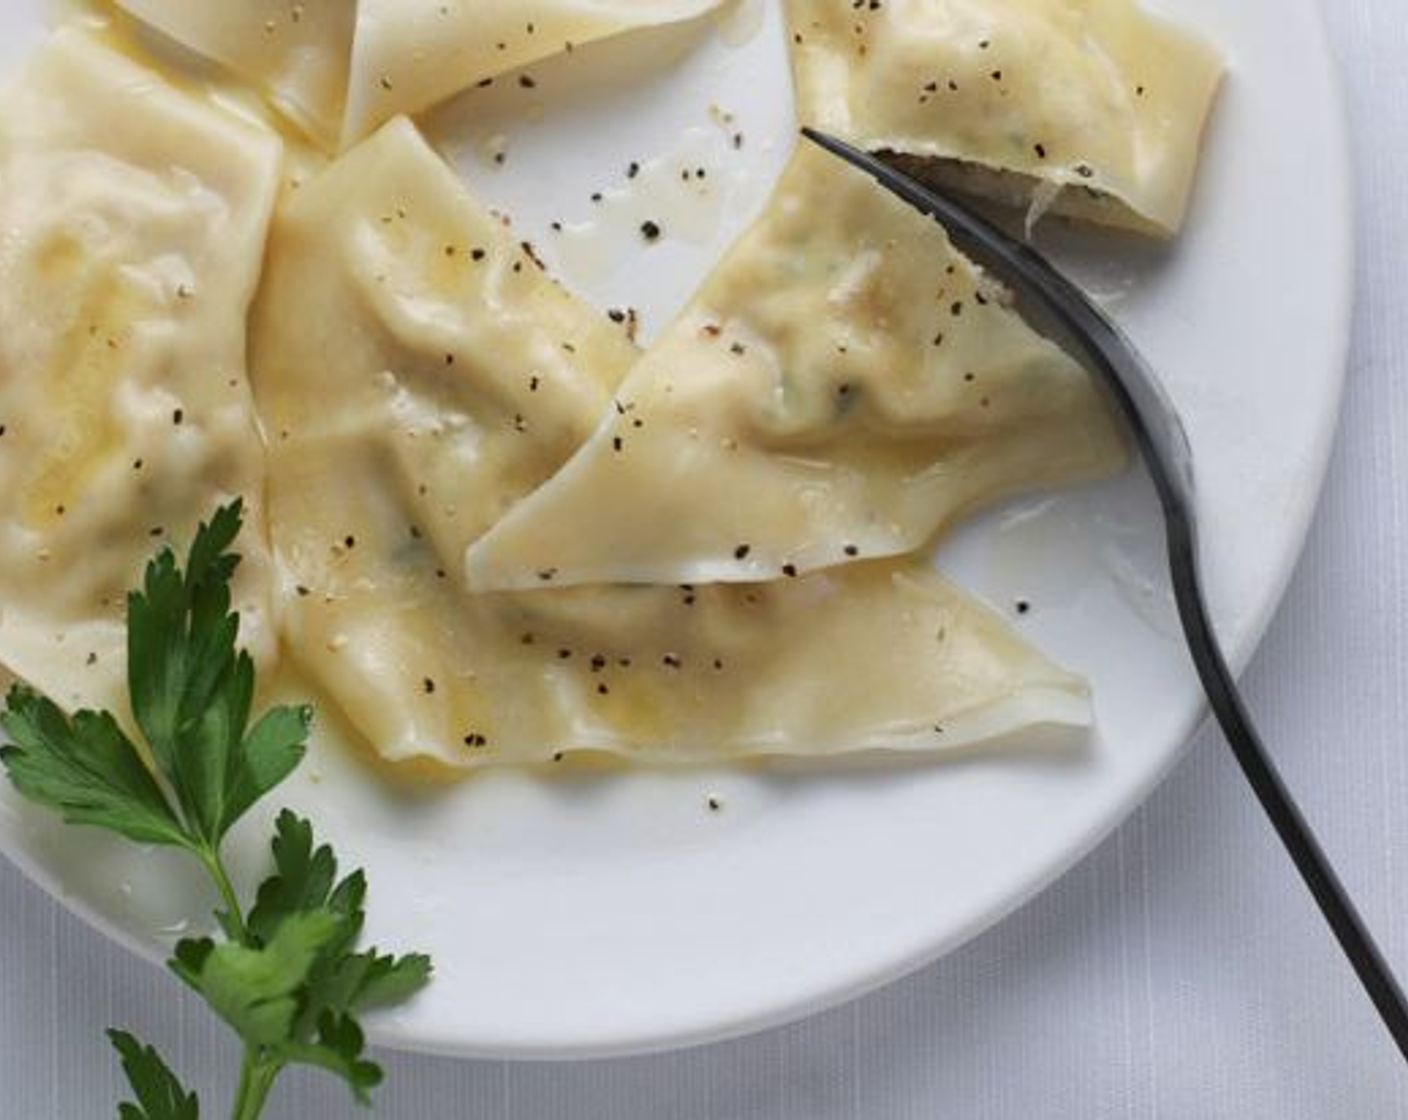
[
  {"x1": 796, "y1": 127, "x2": 1408, "y2": 1059},
  {"x1": 1166, "y1": 512, "x2": 1408, "y2": 1060}
]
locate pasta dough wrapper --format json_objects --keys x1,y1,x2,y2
[
  {"x1": 785, "y1": 0, "x2": 1224, "y2": 236},
  {"x1": 114, "y1": 0, "x2": 357, "y2": 145},
  {"x1": 252, "y1": 120, "x2": 1092, "y2": 769},
  {"x1": 113, "y1": 0, "x2": 725, "y2": 148},
  {"x1": 344, "y1": 0, "x2": 725, "y2": 145},
  {"x1": 0, "y1": 31, "x2": 282, "y2": 714},
  {"x1": 467, "y1": 144, "x2": 1127, "y2": 592}
]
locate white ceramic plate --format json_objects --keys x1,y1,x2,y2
[{"x1": 0, "y1": 0, "x2": 1351, "y2": 1059}]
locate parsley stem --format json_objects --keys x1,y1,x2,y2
[
  {"x1": 199, "y1": 846, "x2": 249, "y2": 943},
  {"x1": 231, "y1": 1049, "x2": 281, "y2": 1120}
]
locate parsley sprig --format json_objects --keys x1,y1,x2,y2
[{"x1": 0, "y1": 503, "x2": 432, "y2": 1118}]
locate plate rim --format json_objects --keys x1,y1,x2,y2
[{"x1": 0, "y1": 0, "x2": 1356, "y2": 1062}]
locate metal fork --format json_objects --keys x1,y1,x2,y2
[{"x1": 802, "y1": 128, "x2": 1408, "y2": 1061}]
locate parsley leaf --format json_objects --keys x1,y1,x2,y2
[
  {"x1": 0, "y1": 502, "x2": 309, "y2": 856},
  {"x1": 108, "y1": 1030, "x2": 200, "y2": 1120},
  {"x1": 126, "y1": 502, "x2": 243, "y2": 794},
  {"x1": 247, "y1": 811, "x2": 339, "y2": 944},
  {"x1": 171, "y1": 911, "x2": 346, "y2": 1048},
  {"x1": 222, "y1": 705, "x2": 313, "y2": 837},
  {"x1": 126, "y1": 502, "x2": 308, "y2": 847},
  {"x1": 233, "y1": 811, "x2": 432, "y2": 1102},
  {"x1": 280, "y1": 1012, "x2": 384, "y2": 1103},
  {"x1": 170, "y1": 820, "x2": 430, "y2": 1108},
  {"x1": 0, "y1": 690, "x2": 191, "y2": 849},
  {"x1": 251, "y1": 812, "x2": 433, "y2": 1019},
  {"x1": 0, "y1": 504, "x2": 434, "y2": 1118},
  {"x1": 342, "y1": 946, "x2": 437, "y2": 1013}
]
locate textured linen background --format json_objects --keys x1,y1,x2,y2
[{"x1": 2, "y1": 2, "x2": 1405, "y2": 1116}]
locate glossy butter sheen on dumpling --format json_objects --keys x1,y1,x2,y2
[
  {"x1": 252, "y1": 119, "x2": 1092, "y2": 769},
  {"x1": 114, "y1": 0, "x2": 356, "y2": 146},
  {"x1": 0, "y1": 31, "x2": 283, "y2": 714},
  {"x1": 252, "y1": 117, "x2": 632, "y2": 544},
  {"x1": 785, "y1": 0, "x2": 1224, "y2": 236},
  {"x1": 466, "y1": 143, "x2": 1127, "y2": 593},
  {"x1": 114, "y1": 1, "x2": 726, "y2": 148},
  {"x1": 343, "y1": 0, "x2": 725, "y2": 144}
]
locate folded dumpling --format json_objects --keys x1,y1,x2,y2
[
  {"x1": 343, "y1": 0, "x2": 726, "y2": 144},
  {"x1": 114, "y1": 0, "x2": 725, "y2": 148},
  {"x1": 114, "y1": 0, "x2": 356, "y2": 146},
  {"x1": 0, "y1": 31, "x2": 283, "y2": 713},
  {"x1": 252, "y1": 119, "x2": 1092, "y2": 769},
  {"x1": 784, "y1": 0, "x2": 1224, "y2": 236},
  {"x1": 251, "y1": 117, "x2": 633, "y2": 549},
  {"x1": 466, "y1": 144, "x2": 1126, "y2": 592}
]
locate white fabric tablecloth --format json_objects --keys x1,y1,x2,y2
[{"x1": 3, "y1": 2, "x2": 1405, "y2": 1115}]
